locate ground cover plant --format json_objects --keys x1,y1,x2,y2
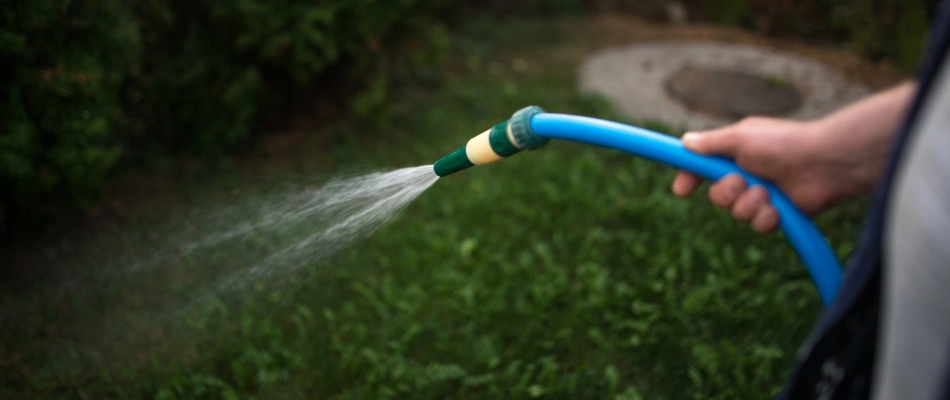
[{"x1": 0, "y1": 17, "x2": 869, "y2": 399}]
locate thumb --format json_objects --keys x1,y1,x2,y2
[{"x1": 681, "y1": 126, "x2": 740, "y2": 157}]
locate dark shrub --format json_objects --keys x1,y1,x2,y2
[
  {"x1": 0, "y1": 0, "x2": 139, "y2": 226},
  {"x1": 0, "y1": 0, "x2": 453, "y2": 231}
]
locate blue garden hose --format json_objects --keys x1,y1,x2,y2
[{"x1": 433, "y1": 106, "x2": 843, "y2": 305}]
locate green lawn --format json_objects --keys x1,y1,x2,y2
[{"x1": 1, "y1": 17, "x2": 867, "y2": 399}]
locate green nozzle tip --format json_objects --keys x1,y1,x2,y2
[{"x1": 433, "y1": 147, "x2": 474, "y2": 177}]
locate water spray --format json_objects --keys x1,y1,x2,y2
[{"x1": 434, "y1": 106, "x2": 843, "y2": 306}]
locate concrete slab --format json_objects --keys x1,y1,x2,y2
[{"x1": 579, "y1": 41, "x2": 871, "y2": 131}]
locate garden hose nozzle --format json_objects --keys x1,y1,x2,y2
[{"x1": 433, "y1": 106, "x2": 549, "y2": 177}]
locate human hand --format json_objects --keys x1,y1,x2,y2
[
  {"x1": 671, "y1": 117, "x2": 845, "y2": 233},
  {"x1": 670, "y1": 83, "x2": 910, "y2": 233}
]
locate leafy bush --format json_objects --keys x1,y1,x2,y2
[
  {"x1": 456, "y1": 0, "x2": 585, "y2": 15},
  {"x1": 825, "y1": 0, "x2": 933, "y2": 71},
  {"x1": 0, "y1": 0, "x2": 453, "y2": 231},
  {"x1": 0, "y1": 0, "x2": 138, "y2": 226},
  {"x1": 127, "y1": 0, "x2": 453, "y2": 158},
  {"x1": 682, "y1": 0, "x2": 935, "y2": 71}
]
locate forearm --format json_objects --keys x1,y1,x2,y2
[
  {"x1": 817, "y1": 82, "x2": 917, "y2": 140},
  {"x1": 806, "y1": 81, "x2": 917, "y2": 199}
]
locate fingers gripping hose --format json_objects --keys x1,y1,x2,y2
[{"x1": 434, "y1": 106, "x2": 844, "y2": 305}]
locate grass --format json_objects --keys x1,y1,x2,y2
[{"x1": 0, "y1": 16, "x2": 868, "y2": 400}]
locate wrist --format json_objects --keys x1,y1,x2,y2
[
  {"x1": 805, "y1": 116, "x2": 885, "y2": 203},
  {"x1": 796, "y1": 120, "x2": 849, "y2": 207}
]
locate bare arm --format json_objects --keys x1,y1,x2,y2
[{"x1": 671, "y1": 82, "x2": 917, "y2": 233}]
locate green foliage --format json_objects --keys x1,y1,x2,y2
[
  {"x1": 128, "y1": 0, "x2": 453, "y2": 158},
  {"x1": 706, "y1": 0, "x2": 749, "y2": 25},
  {"x1": 688, "y1": 0, "x2": 933, "y2": 71},
  {"x1": 456, "y1": 0, "x2": 585, "y2": 16},
  {"x1": 826, "y1": 0, "x2": 932, "y2": 71},
  {"x1": 0, "y1": 0, "x2": 138, "y2": 223},
  {"x1": 0, "y1": 0, "x2": 452, "y2": 229}
]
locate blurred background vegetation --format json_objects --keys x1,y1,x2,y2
[{"x1": 0, "y1": 0, "x2": 940, "y2": 237}]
